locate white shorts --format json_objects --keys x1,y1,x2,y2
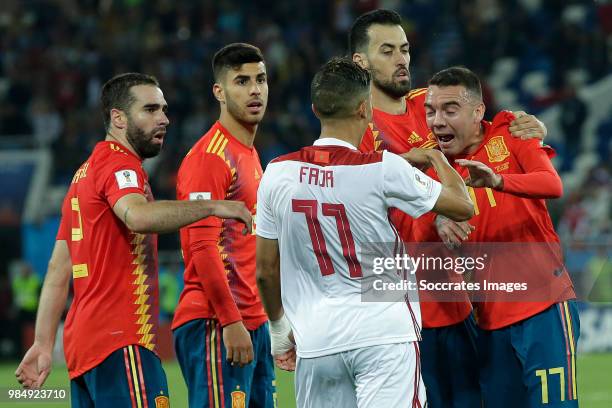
[{"x1": 295, "y1": 341, "x2": 426, "y2": 408}]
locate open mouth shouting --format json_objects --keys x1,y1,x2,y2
[{"x1": 435, "y1": 133, "x2": 455, "y2": 150}]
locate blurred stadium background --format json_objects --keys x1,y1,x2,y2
[{"x1": 0, "y1": 0, "x2": 610, "y2": 406}]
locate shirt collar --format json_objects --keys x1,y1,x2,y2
[{"x1": 313, "y1": 137, "x2": 358, "y2": 150}]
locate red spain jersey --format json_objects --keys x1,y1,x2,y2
[
  {"x1": 359, "y1": 88, "x2": 438, "y2": 154},
  {"x1": 56, "y1": 141, "x2": 158, "y2": 379},
  {"x1": 359, "y1": 88, "x2": 472, "y2": 328},
  {"x1": 172, "y1": 121, "x2": 267, "y2": 331},
  {"x1": 414, "y1": 111, "x2": 575, "y2": 330}
]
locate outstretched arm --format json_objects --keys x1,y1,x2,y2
[
  {"x1": 16, "y1": 240, "x2": 71, "y2": 389},
  {"x1": 456, "y1": 140, "x2": 562, "y2": 199},
  {"x1": 112, "y1": 193, "x2": 252, "y2": 234},
  {"x1": 403, "y1": 148, "x2": 474, "y2": 221}
]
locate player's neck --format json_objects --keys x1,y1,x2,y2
[
  {"x1": 105, "y1": 131, "x2": 142, "y2": 159},
  {"x1": 319, "y1": 119, "x2": 367, "y2": 149},
  {"x1": 371, "y1": 86, "x2": 406, "y2": 115},
  {"x1": 218, "y1": 112, "x2": 257, "y2": 147},
  {"x1": 460, "y1": 124, "x2": 486, "y2": 157}
]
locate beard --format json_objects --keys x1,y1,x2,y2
[
  {"x1": 126, "y1": 119, "x2": 162, "y2": 159},
  {"x1": 371, "y1": 68, "x2": 412, "y2": 99}
]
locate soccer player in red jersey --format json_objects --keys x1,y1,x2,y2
[
  {"x1": 349, "y1": 10, "x2": 549, "y2": 407},
  {"x1": 171, "y1": 44, "x2": 275, "y2": 407},
  {"x1": 421, "y1": 66, "x2": 578, "y2": 407},
  {"x1": 15, "y1": 73, "x2": 252, "y2": 407}
]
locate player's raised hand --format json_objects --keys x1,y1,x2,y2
[
  {"x1": 509, "y1": 111, "x2": 547, "y2": 140},
  {"x1": 455, "y1": 159, "x2": 503, "y2": 190},
  {"x1": 435, "y1": 215, "x2": 475, "y2": 249},
  {"x1": 222, "y1": 321, "x2": 254, "y2": 367},
  {"x1": 209, "y1": 200, "x2": 253, "y2": 235},
  {"x1": 15, "y1": 343, "x2": 52, "y2": 389}
]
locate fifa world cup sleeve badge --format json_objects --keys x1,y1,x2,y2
[{"x1": 485, "y1": 136, "x2": 510, "y2": 163}]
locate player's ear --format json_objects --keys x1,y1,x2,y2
[
  {"x1": 474, "y1": 102, "x2": 485, "y2": 123},
  {"x1": 110, "y1": 108, "x2": 127, "y2": 130},
  {"x1": 353, "y1": 53, "x2": 368, "y2": 69},
  {"x1": 213, "y1": 83, "x2": 225, "y2": 104},
  {"x1": 357, "y1": 99, "x2": 368, "y2": 119},
  {"x1": 311, "y1": 104, "x2": 321, "y2": 119}
]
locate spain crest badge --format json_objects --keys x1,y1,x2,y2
[
  {"x1": 231, "y1": 390, "x2": 246, "y2": 408},
  {"x1": 485, "y1": 136, "x2": 510, "y2": 163}
]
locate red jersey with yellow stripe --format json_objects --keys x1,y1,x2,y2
[
  {"x1": 413, "y1": 111, "x2": 576, "y2": 329},
  {"x1": 56, "y1": 141, "x2": 158, "y2": 379},
  {"x1": 359, "y1": 88, "x2": 437, "y2": 154},
  {"x1": 172, "y1": 121, "x2": 267, "y2": 331},
  {"x1": 450, "y1": 111, "x2": 574, "y2": 329},
  {"x1": 359, "y1": 88, "x2": 472, "y2": 328}
]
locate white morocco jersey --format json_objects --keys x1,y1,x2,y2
[{"x1": 256, "y1": 138, "x2": 442, "y2": 358}]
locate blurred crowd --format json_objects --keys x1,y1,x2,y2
[{"x1": 1, "y1": 0, "x2": 610, "y2": 189}]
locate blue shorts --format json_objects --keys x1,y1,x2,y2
[
  {"x1": 70, "y1": 345, "x2": 169, "y2": 408},
  {"x1": 478, "y1": 300, "x2": 580, "y2": 408},
  {"x1": 420, "y1": 313, "x2": 481, "y2": 408},
  {"x1": 173, "y1": 319, "x2": 276, "y2": 408}
]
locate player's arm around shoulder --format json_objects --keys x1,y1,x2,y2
[
  {"x1": 508, "y1": 110, "x2": 547, "y2": 140},
  {"x1": 400, "y1": 149, "x2": 474, "y2": 221}
]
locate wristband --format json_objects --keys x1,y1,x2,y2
[{"x1": 269, "y1": 314, "x2": 294, "y2": 355}]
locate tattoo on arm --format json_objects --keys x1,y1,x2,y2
[{"x1": 123, "y1": 207, "x2": 130, "y2": 226}]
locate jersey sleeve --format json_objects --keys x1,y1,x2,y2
[
  {"x1": 500, "y1": 138, "x2": 562, "y2": 198},
  {"x1": 256, "y1": 167, "x2": 278, "y2": 240},
  {"x1": 177, "y1": 153, "x2": 232, "y2": 229},
  {"x1": 56, "y1": 194, "x2": 71, "y2": 241},
  {"x1": 180, "y1": 153, "x2": 241, "y2": 326},
  {"x1": 98, "y1": 158, "x2": 148, "y2": 207},
  {"x1": 382, "y1": 151, "x2": 442, "y2": 218}
]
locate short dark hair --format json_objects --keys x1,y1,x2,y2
[
  {"x1": 101, "y1": 72, "x2": 159, "y2": 130},
  {"x1": 349, "y1": 9, "x2": 402, "y2": 54},
  {"x1": 311, "y1": 57, "x2": 371, "y2": 119},
  {"x1": 212, "y1": 43, "x2": 264, "y2": 82},
  {"x1": 428, "y1": 66, "x2": 483, "y2": 102}
]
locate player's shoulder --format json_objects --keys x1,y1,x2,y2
[
  {"x1": 406, "y1": 88, "x2": 428, "y2": 115},
  {"x1": 180, "y1": 128, "x2": 233, "y2": 173},
  {"x1": 407, "y1": 88, "x2": 428, "y2": 102},
  {"x1": 186, "y1": 125, "x2": 230, "y2": 157},
  {"x1": 491, "y1": 110, "x2": 516, "y2": 129},
  {"x1": 482, "y1": 110, "x2": 549, "y2": 161},
  {"x1": 269, "y1": 149, "x2": 305, "y2": 166},
  {"x1": 92, "y1": 141, "x2": 142, "y2": 173},
  {"x1": 380, "y1": 149, "x2": 410, "y2": 170},
  {"x1": 270, "y1": 146, "x2": 383, "y2": 167},
  {"x1": 484, "y1": 111, "x2": 516, "y2": 144}
]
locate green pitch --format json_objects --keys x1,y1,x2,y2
[{"x1": 1, "y1": 353, "x2": 611, "y2": 407}]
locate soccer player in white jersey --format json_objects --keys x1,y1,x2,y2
[{"x1": 255, "y1": 58, "x2": 474, "y2": 408}]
